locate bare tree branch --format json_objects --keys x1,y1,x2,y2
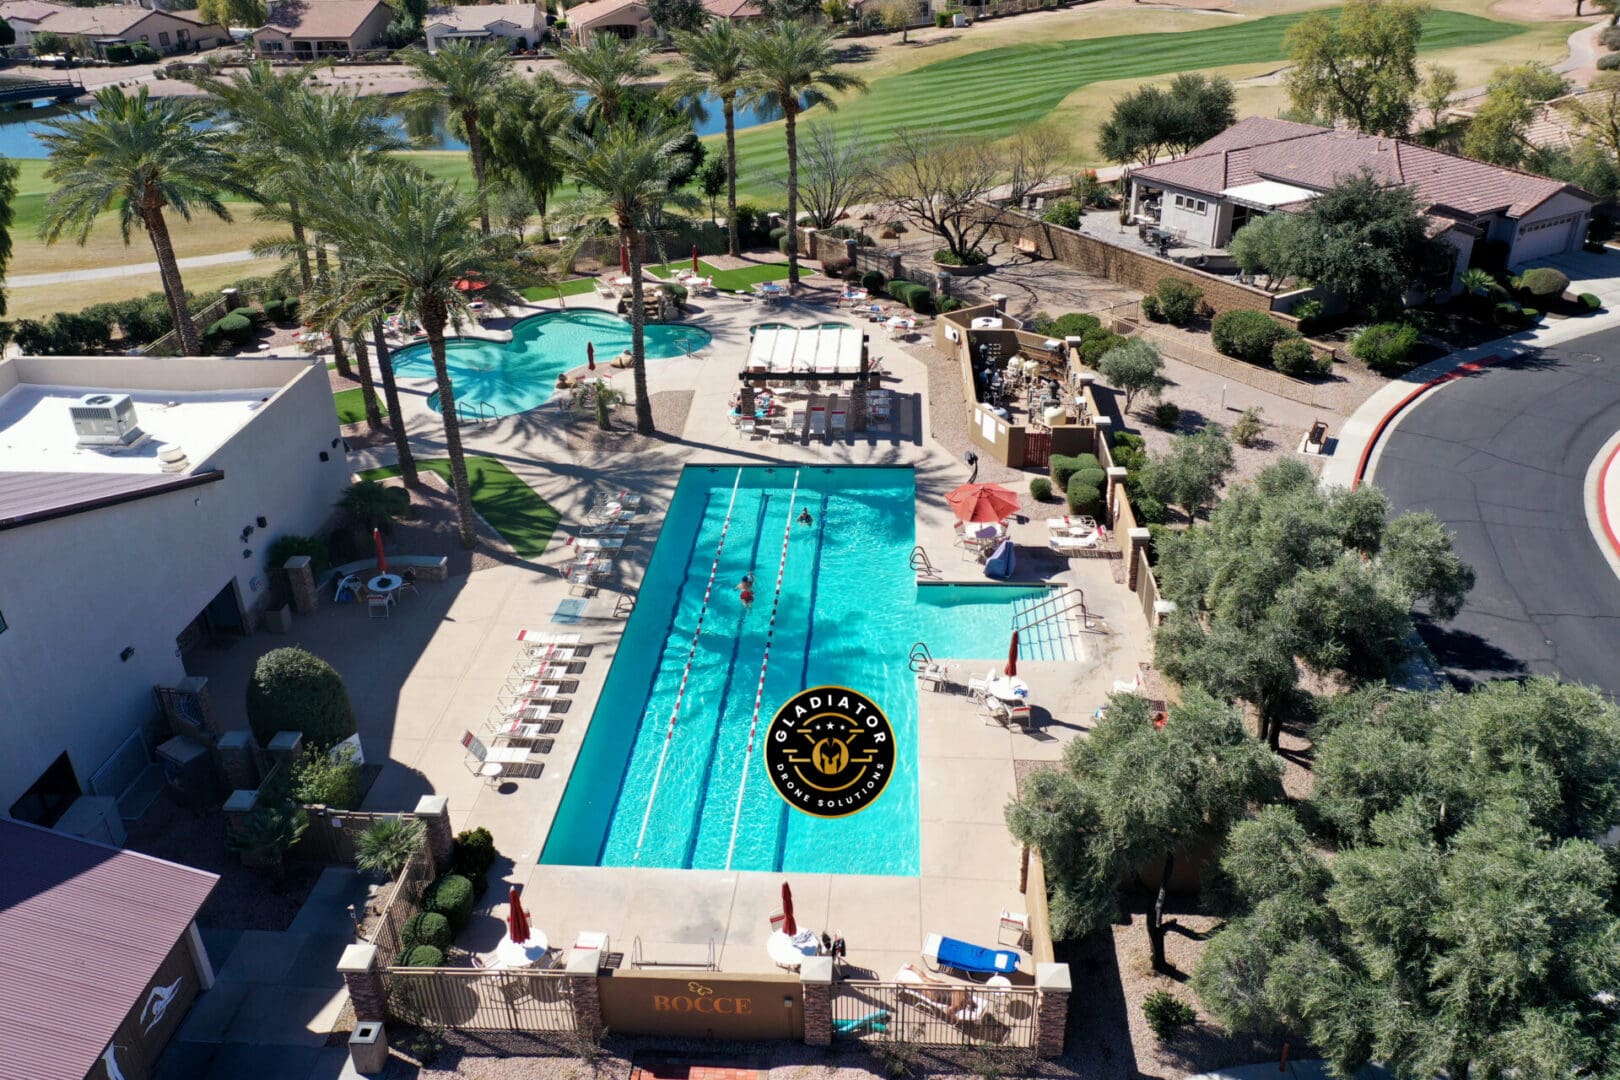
[{"x1": 872, "y1": 127, "x2": 1001, "y2": 262}]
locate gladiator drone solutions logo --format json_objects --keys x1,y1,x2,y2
[{"x1": 764, "y1": 686, "x2": 895, "y2": 818}]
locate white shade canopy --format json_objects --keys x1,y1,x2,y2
[{"x1": 745, "y1": 326, "x2": 865, "y2": 375}]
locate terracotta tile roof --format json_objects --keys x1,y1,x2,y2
[
  {"x1": 423, "y1": 2, "x2": 539, "y2": 29},
  {"x1": 564, "y1": 0, "x2": 647, "y2": 26},
  {"x1": 258, "y1": 0, "x2": 390, "y2": 38},
  {"x1": 0, "y1": 469, "x2": 224, "y2": 531},
  {"x1": 0, "y1": 819, "x2": 217, "y2": 1080},
  {"x1": 1132, "y1": 117, "x2": 1595, "y2": 221}
]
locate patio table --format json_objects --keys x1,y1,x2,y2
[
  {"x1": 368, "y1": 573, "x2": 402, "y2": 596},
  {"x1": 985, "y1": 674, "x2": 1030, "y2": 703},
  {"x1": 493, "y1": 931, "x2": 551, "y2": 969}
]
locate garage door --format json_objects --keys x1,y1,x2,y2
[{"x1": 1512, "y1": 213, "x2": 1581, "y2": 263}]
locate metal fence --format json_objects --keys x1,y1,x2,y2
[
  {"x1": 383, "y1": 968, "x2": 576, "y2": 1032},
  {"x1": 140, "y1": 297, "x2": 228, "y2": 357},
  {"x1": 369, "y1": 843, "x2": 436, "y2": 966},
  {"x1": 831, "y1": 980, "x2": 1038, "y2": 1048},
  {"x1": 293, "y1": 808, "x2": 407, "y2": 864}
]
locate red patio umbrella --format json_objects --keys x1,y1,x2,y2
[
  {"x1": 587, "y1": 341, "x2": 596, "y2": 371},
  {"x1": 507, "y1": 885, "x2": 531, "y2": 945},
  {"x1": 372, "y1": 527, "x2": 387, "y2": 575},
  {"x1": 691, "y1": 244, "x2": 700, "y2": 274},
  {"x1": 945, "y1": 482, "x2": 1020, "y2": 524},
  {"x1": 620, "y1": 241, "x2": 629, "y2": 274},
  {"x1": 1005, "y1": 629, "x2": 1019, "y2": 678},
  {"x1": 781, "y1": 881, "x2": 797, "y2": 937}
]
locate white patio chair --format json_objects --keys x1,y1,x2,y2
[
  {"x1": 916, "y1": 661, "x2": 953, "y2": 692},
  {"x1": 462, "y1": 730, "x2": 541, "y2": 784},
  {"x1": 335, "y1": 573, "x2": 363, "y2": 602},
  {"x1": 367, "y1": 593, "x2": 394, "y2": 619},
  {"x1": 738, "y1": 416, "x2": 758, "y2": 440},
  {"x1": 1048, "y1": 533, "x2": 1101, "y2": 556}
]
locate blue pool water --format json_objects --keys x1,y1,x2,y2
[
  {"x1": 540, "y1": 466, "x2": 1052, "y2": 876},
  {"x1": 391, "y1": 310, "x2": 710, "y2": 418}
]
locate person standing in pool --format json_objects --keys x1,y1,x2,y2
[{"x1": 798, "y1": 508, "x2": 814, "y2": 527}]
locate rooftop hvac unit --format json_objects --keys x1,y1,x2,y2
[{"x1": 69, "y1": 393, "x2": 144, "y2": 447}]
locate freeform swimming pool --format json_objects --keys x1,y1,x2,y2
[
  {"x1": 540, "y1": 466, "x2": 1057, "y2": 876},
  {"x1": 391, "y1": 310, "x2": 711, "y2": 418}
]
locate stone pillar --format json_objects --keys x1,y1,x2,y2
[
  {"x1": 349, "y1": 1020, "x2": 389, "y2": 1075},
  {"x1": 217, "y1": 730, "x2": 260, "y2": 791},
  {"x1": 849, "y1": 377, "x2": 868, "y2": 433},
  {"x1": 413, "y1": 795, "x2": 453, "y2": 873},
  {"x1": 565, "y1": 947, "x2": 604, "y2": 1040},
  {"x1": 843, "y1": 238, "x2": 858, "y2": 267},
  {"x1": 1105, "y1": 467, "x2": 1128, "y2": 522},
  {"x1": 800, "y1": 956, "x2": 833, "y2": 1047},
  {"x1": 991, "y1": 293, "x2": 1008, "y2": 314},
  {"x1": 266, "y1": 731, "x2": 303, "y2": 775},
  {"x1": 284, "y1": 555, "x2": 318, "y2": 616},
  {"x1": 222, "y1": 788, "x2": 257, "y2": 834},
  {"x1": 1127, "y1": 528, "x2": 1152, "y2": 590},
  {"x1": 882, "y1": 250, "x2": 902, "y2": 280},
  {"x1": 803, "y1": 227, "x2": 818, "y2": 262},
  {"x1": 933, "y1": 270, "x2": 952, "y2": 299},
  {"x1": 338, "y1": 944, "x2": 387, "y2": 1023},
  {"x1": 1035, "y1": 962, "x2": 1072, "y2": 1058},
  {"x1": 1153, "y1": 599, "x2": 1178, "y2": 626}
]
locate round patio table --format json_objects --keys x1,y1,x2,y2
[
  {"x1": 368, "y1": 574, "x2": 402, "y2": 595},
  {"x1": 985, "y1": 675, "x2": 1030, "y2": 702},
  {"x1": 494, "y1": 931, "x2": 551, "y2": 969},
  {"x1": 767, "y1": 930, "x2": 819, "y2": 970}
]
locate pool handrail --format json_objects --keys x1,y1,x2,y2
[
  {"x1": 632, "y1": 467, "x2": 746, "y2": 864},
  {"x1": 724, "y1": 468, "x2": 804, "y2": 871}
]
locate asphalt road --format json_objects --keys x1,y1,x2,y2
[{"x1": 1373, "y1": 327, "x2": 1620, "y2": 698}]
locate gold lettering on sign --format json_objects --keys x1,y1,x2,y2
[{"x1": 652, "y1": 994, "x2": 756, "y2": 1015}]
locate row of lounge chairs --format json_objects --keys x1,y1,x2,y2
[
  {"x1": 569, "y1": 493, "x2": 646, "y2": 595},
  {"x1": 463, "y1": 630, "x2": 588, "y2": 783}
]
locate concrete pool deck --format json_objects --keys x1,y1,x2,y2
[{"x1": 199, "y1": 281, "x2": 1149, "y2": 993}]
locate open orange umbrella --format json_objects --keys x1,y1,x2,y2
[{"x1": 946, "y1": 482, "x2": 1019, "y2": 523}]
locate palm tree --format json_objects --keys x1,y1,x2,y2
[
  {"x1": 740, "y1": 21, "x2": 865, "y2": 285},
  {"x1": 39, "y1": 87, "x2": 237, "y2": 356},
  {"x1": 559, "y1": 33, "x2": 655, "y2": 126},
  {"x1": 669, "y1": 20, "x2": 750, "y2": 257},
  {"x1": 308, "y1": 165, "x2": 521, "y2": 547},
  {"x1": 558, "y1": 118, "x2": 698, "y2": 436},
  {"x1": 401, "y1": 40, "x2": 513, "y2": 235},
  {"x1": 481, "y1": 73, "x2": 576, "y2": 242}
]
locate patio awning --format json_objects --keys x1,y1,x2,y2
[
  {"x1": 744, "y1": 326, "x2": 864, "y2": 376},
  {"x1": 1220, "y1": 180, "x2": 1320, "y2": 211}
]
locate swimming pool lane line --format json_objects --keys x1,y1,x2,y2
[
  {"x1": 677, "y1": 490, "x2": 776, "y2": 870},
  {"x1": 632, "y1": 467, "x2": 746, "y2": 864},
  {"x1": 770, "y1": 490, "x2": 830, "y2": 873},
  {"x1": 725, "y1": 469, "x2": 804, "y2": 872}
]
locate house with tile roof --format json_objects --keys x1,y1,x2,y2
[
  {"x1": 0, "y1": 0, "x2": 72, "y2": 46},
  {"x1": 699, "y1": 0, "x2": 763, "y2": 20},
  {"x1": 423, "y1": 2, "x2": 543, "y2": 52},
  {"x1": 562, "y1": 0, "x2": 653, "y2": 41},
  {"x1": 1127, "y1": 116, "x2": 1598, "y2": 284},
  {"x1": 251, "y1": 0, "x2": 393, "y2": 57},
  {"x1": 31, "y1": 4, "x2": 229, "y2": 54}
]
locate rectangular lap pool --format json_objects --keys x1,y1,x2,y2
[{"x1": 540, "y1": 466, "x2": 1055, "y2": 876}]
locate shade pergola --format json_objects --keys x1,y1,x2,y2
[{"x1": 740, "y1": 326, "x2": 866, "y2": 382}]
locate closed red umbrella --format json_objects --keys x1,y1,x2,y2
[
  {"x1": 781, "y1": 881, "x2": 797, "y2": 937},
  {"x1": 587, "y1": 341, "x2": 596, "y2": 371},
  {"x1": 507, "y1": 885, "x2": 530, "y2": 945},
  {"x1": 1005, "y1": 629, "x2": 1019, "y2": 678},
  {"x1": 946, "y1": 482, "x2": 1020, "y2": 523},
  {"x1": 372, "y1": 527, "x2": 387, "y2": 574},
  {"x1": 691, "y1": 244, "x2": 700, "y2": 274},
  {"x1": 620, "y1": 241, "x2": 629, "y2": 274}
]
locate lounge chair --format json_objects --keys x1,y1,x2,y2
[
  {"x1": 516, "y1": 630, "x2": 581, "y2": 645},
  {"x1": 895, "y1": 964, "x2": 990, "y2": 1022},
  {"x1": 487, "y1": 718, "x2": 558, "y2": 746},
  {"x1": 1046, "y1": 515, "x2": 1098, "y2": 534},
  {"x1": 916, "y1": 660, "x2": 952, "y2": 692},
  {"x1": 574, "y1": 536, "x2": 623, "y2": 552},
  {"x1": 922, "y1": 933, "x2": 1020, "y2": 977},
  {"x1": 462, "y1": 730, "x2": 542, "y2": 783},
  {"x1": 1048, "y1": 533, "x2": 1101, "y2": 555}
]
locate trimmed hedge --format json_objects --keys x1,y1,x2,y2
[
  {"x1": 424, "y1": 873, "x2": 475, "y2": 932},
  {"x1": 1152, "y1": 278, "x2": 1202, "y2": 326},
  {"x1": 1581, "y1": 292, "x2": 1603, "y2": 311},
  {"x1": 886, "y1": 279, "x2": 933, "y2": 313},
  {"x1": 1212, "y1": 309, "x2": 1289, "y2": 364},
  {"x1": 1050, "y1": 452, "x2": 1100, "y2": 492},
  {"x1": 1351, "y1": 322, "x2": 1419, "y2": 371},
  {"x1": 1271, "y1": 336, "x2": 1321, "y2": 376},
  {"x1": 1038, "y1": 312, "x2": 1101, "y2": 339},
  {"x1": 403, "y1": 946, "x2": 445, "y2": 968},
  {"x1": 202, "y1": 311, "x2": 254, "y2": 351},
  {"x1": 1029, "y1": 477, "x2": 1053, "y2": 501},
  {"x1": 452, "y1": 827, "x2": 497, "y2": 899},
  {"x1": 245, "y1": 647, "x2": 357, "y2": 750},
  {"x1": 1516, "y1": 267, "x2": 1569, "y2": 299},
  {"x1": 402, "y1": 911, "x2": 451, "y2": 951},
  {"x1": 860, "y1": 270, "x2": 886, "y2": 293},
  {"x1": 1066, "y1": 468, "x2": 1106, "y2": 517}
]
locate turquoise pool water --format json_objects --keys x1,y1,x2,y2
[
  {"x1": 540, "y1": 466, "x2": 1050, "y2": 876},
  {"x1": 391, "y1": 310, "x2": 710, "y2": 418}
]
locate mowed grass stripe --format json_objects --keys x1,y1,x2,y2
[{"x1": 722, "y1": 8, "x2": 1525, "y2": 199}]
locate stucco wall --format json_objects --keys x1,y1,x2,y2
[
  {"x1": 1157, "y1": 189, "x2": 1221, "y2": 249},
  {"x1": 0, "y1": 359, "x2": 347, "y2": 814}
]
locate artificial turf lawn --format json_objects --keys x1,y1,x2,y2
[
  {"x1": 522, "y1": 278, "x2": 597, "y2": 301},
  {"x1": 359, "y1": 457, "x2": 560, "y2": 559},
  {"x1": 646, "y1": 260, "x2": 805, "y2": 291},
  {"x1": 333, "y1": 386, "x2": 387, "y2": 425},
  {"x1": 719, "y1": 7, "x2": 1527, "y2": 200}
]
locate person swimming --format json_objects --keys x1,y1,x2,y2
[
  {"x1": 798, "y1": 508, "x2": 814, "y2": 527},
  {"x1": 738, "y1": 572, "x2": 755, "y2": 606}
]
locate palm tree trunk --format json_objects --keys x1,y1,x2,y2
[
  {"x1": 350, "y1": 327, "x2": 383, "y2": 432},
  {"x1": 313, "y1": 243, "x2": 352, "y2": 378},
  {"x1": 423, "y1": 307, "x2": 478, "y2": 549},
  {"x1": 372, "y1": 318, "x2": 420, "y2": 488},
  {"x1": 785, "y1": 104, "x2": 800, "y2": 286},
  {"x1": 626, "y1": 224, "x2": 655, "y2": 435},
  {"x1": 288, "y1": 194, "x2": 314, "y2": 292},
  {"x1": 1150, "y1": 849, "x2": 1173, "y2": 973},
  {"x1": 724, "y1": 94, "x2": 739, "y2": 257},
  {"x1": 142, "y1": 203, "x2": 200, "y2": 355},
  {"x1": 466, "y1": 110, "x2": 491, "y2": 236}
]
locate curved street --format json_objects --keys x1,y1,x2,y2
[{"x1": 1372, "y1": 327, "x2": 1620, "y2": 698}]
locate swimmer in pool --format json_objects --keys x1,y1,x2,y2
[
  {"x1": 798, "y1": 508, "x2": 813, "y2": 527},
  {"x1": 738, "y1": 572, "x2": 755, "y2": 606}
]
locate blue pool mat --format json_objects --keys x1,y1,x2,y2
[{"x1": 551, "y1": 598, "x2": 588, "y2": 624}]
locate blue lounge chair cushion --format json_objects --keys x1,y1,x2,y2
[{"x1": 923, "y1": 932, "x2": 1020, "y2": 974}]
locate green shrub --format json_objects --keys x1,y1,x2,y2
[
  {"x1": 1153, "y1": 278, "x2": 1202, "y2": 326},
  {"x1": 105, "y1": 43, "x2": 133, "y2": 63},
  {"x1": 1211, "y1": 309, "x2": 1289, "y2": 363},
  {"x1": 1131, "y1": 489, "x2": 1169, "y2": 525},
  {"x1": 403, "y1": 912, "x2": 451, "y2": 951},
  {"x1": 266, "y1": 534, "x2": 330, "y2": 579},
  {"x1": 778, "y1": 234, "x2": 793, "y2": 256},
  {"x1": 1142, "y1": 989, "x2": 1196, "y2": 1040},
  {"x1": 1516, "y1": 266, "x2": 1569, "y2": 299},
  {"x1": 229, "y1": 305, "x2": 267, "y2": 328},
  {"x1": 1079, "y1": 329, "x2": 1126, "y2": 367},
  {"x1": 1598, "y1": 52, "x2": 1620, "y2": 71},
  {"x1": 1581, "y1": 292, "x2": 1603, "y2": 311},
  {"x1": 1521, "y1": 307, "x2": 1541, "y2": 323},
  {"x1": 1231, "y1": 406, "x2": 1266, "y2": 448},
  {"x1": 1351, "y1": 322, "x2": 1419, "y2": 371},
  {"x1": 130, "y1": 42, "x2": 158, "y2": 63},
  {"x1": 664, "y1": 282, "x2": 688, "y2": 305},
  {"x1": 1602, "y1": 24, "x2": 1620, "y2": 49},
  {"x1": 262, "y1": 298, "x2": 285, "y2": 323},
  {"x1": 860, "y1": 270, "x2": 885, "y2": 293},
  {"x1": 1066, "y1": 469, "x2": 1107, "y2": 517},
  {"x1": 1291, "y1": 297, "x2": 1327, "y2": 334},
  {"x1": 935, "y1": 9, "x2": 950, "y2": 26},
  {"x1": 355, "y1": 816, "x2": 424, "y2": 879},
  {"x1": 1153, "y1": 401, "x2": 1181, "y2": 429},
  {"x1": 933, "y1": 248, "x2": 987, "y2": 267},
  {"x1": 452, "y1": 826, "x2": 497, "y2": 898},
  {"x1": 768, "y1": 226, "x2": 788, "y2": 243},
  {"x1": 938, "y1": 296, "x2": 961, "y2": 313},
  {"x1": 886, "y1": 279, "x2": 932, "y2": 313},
  {"x1": 1271, "y1": 335, "x2": 1322, "y2": 375},
  {"x1": 1043, "y1": 199, "x2": 1082, "y2": 229},
  {"x1": 1140, "y1": 295, "x2": 1163, "y2": 322},
  {"x1": 403, "y1": 945, "x2": 445, "y2": 968},
  {"x1": 1029, "y1": 477, "x2": 1053, "y2": 501},
  {"x1": 1109, "y1": 431, "x2": 1148, "y2": 470},
  {"x1": 205, "y1": 311, "x2": 254, "y2": 349},
  {"x1": 424, "y1": 873, "x2": 475, "y2": 932},
  {"x1": 245, "y1": 647, "x2": 358, "y2": 749},
  {"x1": 283, "y1": 298, "x2": 301, "y2": 323},
  {"x1": 1050, "y1": 452, "x2": 1099, "y2": 491},
  {"x1": 289, "y1": 745, "x2": 362, "y2": 809},
  {"x1": 1040, "y1": 313, "x2": 1101, "y2": 339},
  {"x1": 1493, "y1": 301, "x2": 1524, "y2": 326}
]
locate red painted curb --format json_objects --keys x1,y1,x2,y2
[
  {"x1": 1352, "y1": 355, "x2": 1503, "y2": 489},
  {"x1": 1601, "y1": 438, "x2": 1620, "y2": 563}
]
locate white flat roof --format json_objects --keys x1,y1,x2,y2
[
  {"x1": 0, "y1": 384, "x2": 278, "y2": 474},
  {"x1": 746, "y1": 326, "x2": 864, "y2": 374},
  {"x1": 1220, "y1": 180, "x2": 1320, "y2": 208}
]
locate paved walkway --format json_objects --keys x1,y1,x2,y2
[{"x1": 10, "y1": 249, "x2": 262, "y2": 288}]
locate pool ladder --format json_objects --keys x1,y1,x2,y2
[
  {"x1": 910, "y1": 544, "x2": 940, "y2": 580},
  {"x1": 454, "y1": 400, "x2": 495, "y2": 428}
]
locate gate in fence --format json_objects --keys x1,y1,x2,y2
[
  {"x1": 830, "y1": 980, "x2": 1039, "y2": 1048},
  {"x1": 384, "y1": 968, "x2": 577, "y2": 1033}
]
